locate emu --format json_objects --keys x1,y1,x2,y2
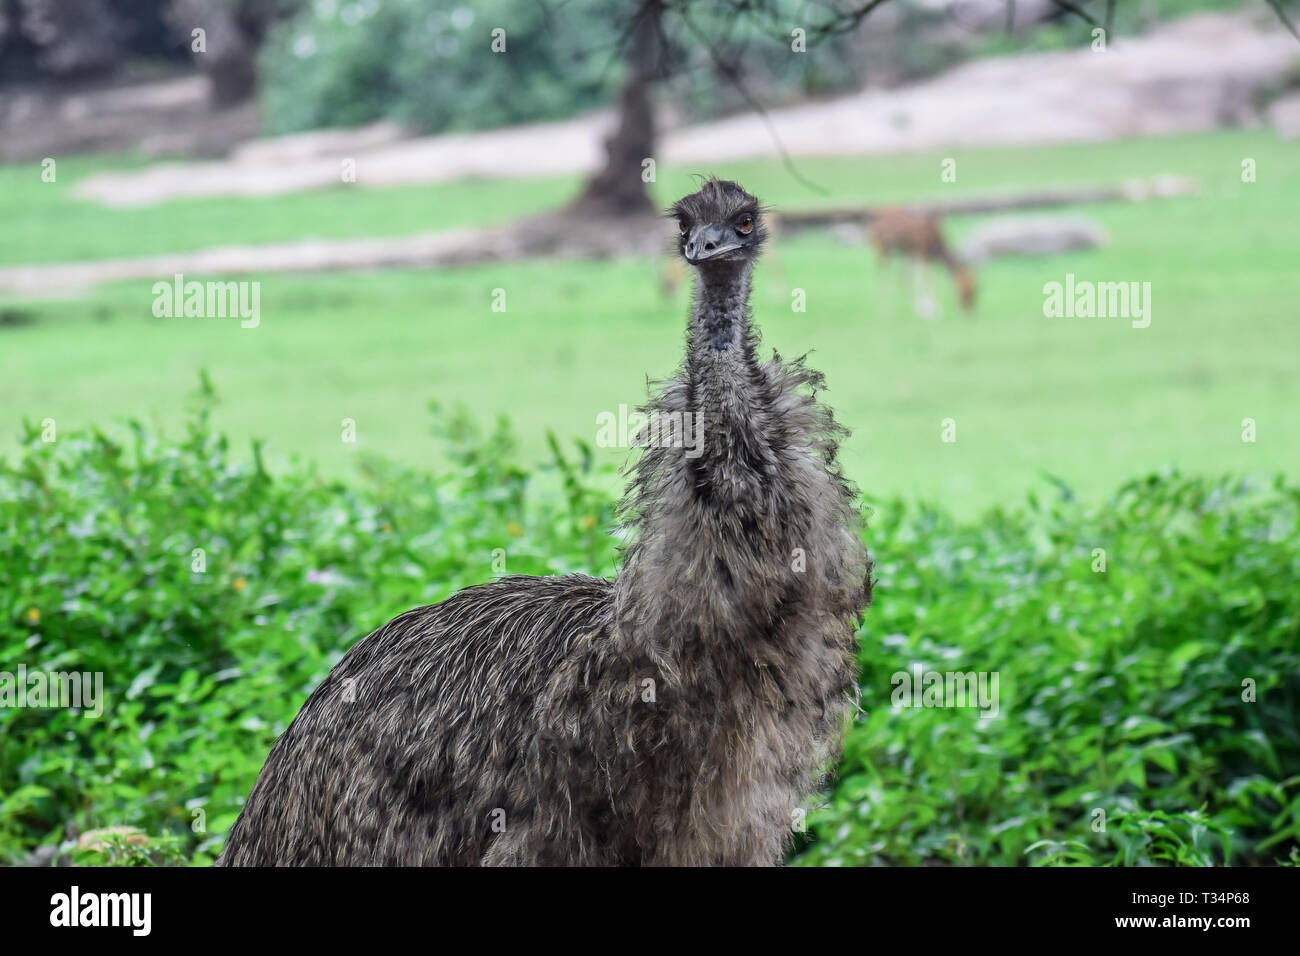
[
  {"x1": 216, "y1": 179, "x2": 872, "y2": 867},
  {"x1": 869, "y1": 208, "x2": 977, "y2": 315}
]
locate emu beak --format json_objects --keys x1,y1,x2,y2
[{"x1": 684, "y1": 223, "x2": 742, "y2": 264}]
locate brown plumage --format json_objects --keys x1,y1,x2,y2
[{"x1": 216, "y1": 179, "x2": 872, "y2": 866}]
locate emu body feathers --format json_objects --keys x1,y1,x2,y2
[{"x1": 217, "y1": 181, "x2": 871, "y2": 866}]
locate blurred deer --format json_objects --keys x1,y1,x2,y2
[{"x1": 869, "y1": 208, "x2": 976, "y2": 316}]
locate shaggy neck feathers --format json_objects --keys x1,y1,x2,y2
[
  {"x1": 689, "y1": 262, "x2": 753, "y2": 354},
  {"x1": 615, "y1": 256, "x2": 806, "y2": 663}
]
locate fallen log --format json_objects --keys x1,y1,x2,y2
[
  {"x1": 0, "y1": 211, "x2": 667, "y2": 299},
  {"x1": 773, "y1": 176, "x2": 1200, "y2": 234}
]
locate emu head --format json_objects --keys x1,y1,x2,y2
[{"x1": 670, "y1": 179, "x2": 765, "y2": 270}]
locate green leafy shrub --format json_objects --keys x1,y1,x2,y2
[
  {"x1": 799, "y1": 474, "x2": 1300, "y2": 866},
  {"x1": 255, "y1": 0, "x2": 1259, "y2": 138},
  {"x1": 0, "y1": 388, "x2": 616, "y2": 864},
  {"x1": 256, "y1": 0, "x2": 869, "y2": 136},
  {"x1": 2, "y1": 395, "x2": 1296, "y2": 865},
  {"x1": 259, "y1": 0, "x2": 623, "y2": 135}
]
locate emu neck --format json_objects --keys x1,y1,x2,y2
[
  {"x1": 683, "y1": 262, "x2": 769, "y2": 500},
  {"x1": 688, "y1": 262, "x2": 754, "y2": 359},
  {"x1": 686, "y1": 262, "x2": 762, "y2": 444},
  {"x1": 614, "y1": 259, "x2": 784, "y2": 657},
  {"x1": 686, "y1": 262, "x2": 764, "y2": 445}
]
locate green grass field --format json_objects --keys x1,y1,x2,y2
[{"x1": 3, "y1": 130, "x2": 1298, "y2": 515}]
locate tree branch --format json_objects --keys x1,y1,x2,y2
[{"x1": 1266, "y1": 0, "x2": 1300, "y2": 41}]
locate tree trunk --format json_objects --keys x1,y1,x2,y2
[
  {"x1": 567, "y1": 1, "x2": 663, "y2": 218},
  {"x1": 167, "y1": 0, "x2": 257, "y2": 107}
]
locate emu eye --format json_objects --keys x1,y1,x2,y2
[
  {"x1": 736, "y1": 217, "x2": 754, "y2": 235},
  {"x1": 679, "y1": 221, "x2": 690, "y2": 236}
]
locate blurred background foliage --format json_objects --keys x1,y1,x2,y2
[
  {"x1": 256, "y1": 0, "x2": 876, "y2": 135},
  {"x1": 2, "y1": 0, "x2": 1270, "y2": 131},
  {"x1": 260, "y1": 0, "x2": 622, "y2": 134},
  {"x1": 253, "y1": 0, "x2": 1277, "y2": 134}
]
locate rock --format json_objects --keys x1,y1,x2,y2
[
  {"x1": 1268, "y1": 90, "x2": 1300, "y2": 138},
  {"x1": 828, "y1": 222, "x2": 868, "y2": 245},
  {"x1": 959, "y1": 215, "x2": 1109, "y2": 263},
  {"x1": 24, "y1": 845, "x2": 62, "y2": 867}
]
